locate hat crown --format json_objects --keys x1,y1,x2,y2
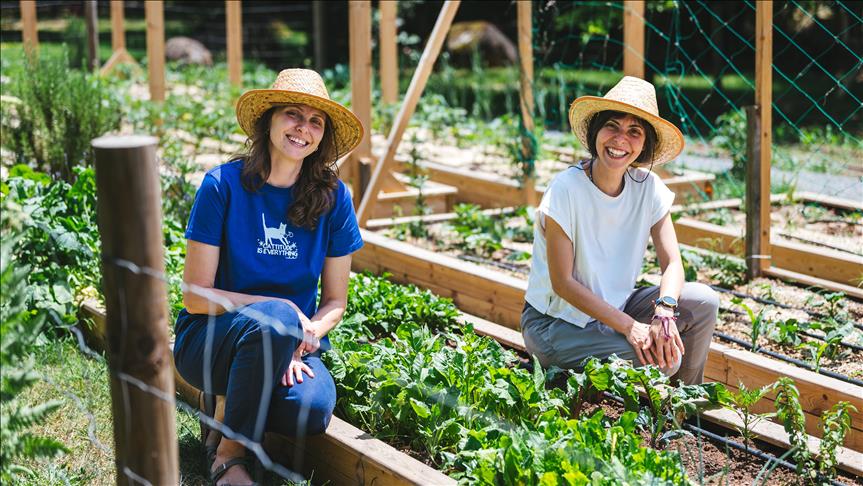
[
  {"x1": 603, "y1": 76, "x2": 659, "y2": 117},
  {"x1": 271, "y1": 68, "x2": 332, "y2": 101}
]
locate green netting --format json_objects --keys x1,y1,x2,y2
[{"x1": 527, "y1": 0, "x2": 862, "y2": 178}]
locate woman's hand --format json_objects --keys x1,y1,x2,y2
[
  {"x1": 278, "y1": 299, "x2": 320, "y2": 354},
  {"x1": 281, "y1": 348, "x2": 316, "y2": 387},
  {"x1": 626, "y1": 320, "x2": 655, "y2": 366},
  {"x1": 648, "y1": 307, "x2": 685, "y2": 369}
]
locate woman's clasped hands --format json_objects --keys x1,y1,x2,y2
[{"x1": 626, "y1": 310, "x2": 685, "y2": 370}]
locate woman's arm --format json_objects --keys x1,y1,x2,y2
[
  {"x1": 648, "y1": 212, "x2": 686, "y2": 368},
  {"x1": 651, "y1": 212, "x2": 684, "y2": 305},
  {"x1": 545, "y1": 216, "x2": 656, "y2": 365},
  {"x1": 308, "y1": 254, "x2": 352, "y2": 339},
  {"x1": 181, "y1": 240, "x2": 307, "y2": 320}
]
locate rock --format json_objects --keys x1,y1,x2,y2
[
  {"x1": 165, "y1": 37, "x2": 213, "y2": 66},
  {"x1": 446, "y1": 21, "x2": 517, "y2": 67}
]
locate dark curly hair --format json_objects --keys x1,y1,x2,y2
[
  {"x1": 585, "y1": 110, "x2": 658, "y2": 166},
  {"x1": 236, "y1": 106, "x2": 341, "y2": 230}
]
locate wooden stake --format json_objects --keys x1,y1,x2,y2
[
  {"x1": 111, "y1": 0, "x2": 125, "y2": 51},
  {"x1": 745, "y1": 105, "x2": 764, "y2": 279},
  {"x1": 85, "y1": 0, "x2": 99, "y2": 71},
  {"x1": 350, "y1": 1, "x2": 373, "y2": 160},
  {"x1": 312, "y1": 1, "x2": 326, "y2": 71},
  {"x1": 623, "y1": 0, "x2": 645, "y2": 78},
  {"x1": 379, "y1": 1, "x2": 398, "y2": 105},
  {"x1": 145, "y1": 1, "x2": 166, "y2": 102},
  {"x1": 226, "y1": 0, "x2": 242, "y2": 88},
  {"x1": 754, "y1": 1, "x2": 773, "y2": 274},
  {"x1": 19, "y1": 0, "x2": 38, "y2": 58},
  {"x1": 101, "y1": 1, "x2": 140, "y2": 77},
  {"x1": 517, "y1": 1, "x2": 537, "y2": 207},
  {"x1": 92, "y1": 135, "x2": 178, "y2": 486},
  {"x1": 356, "y1": 1, "x2": 461, "y2": 226}
]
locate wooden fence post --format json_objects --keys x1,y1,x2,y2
[
  {"x1": 92, "y1": 135, "x2": 178, "y2": 486},
  {"x1": 623, "y1": 0, "x2": 645, "y2": 78},
  {"x1": 745, "y1": 105, "x2": 765, "y2": 279},
  {"x1": 101, "y1": 1, "x2": 139, "y2": 76},
  {"x1": 85, "y1": 0, "x2": 99, "y2": 71},
  {"x1": 379, "y1": 1, "x2": 398, "y2": 105},
  {"x1": 226, "y1": 0, "x2": 242, "y2": 88},
  {"x1": 19, "y1": 0, "x2": 38, "y2": 58},
  {"x1": 350, "y1": 1, "x2": 373, "y2": 162},
  {"x1": 356, "y1": 0, "x2": 461, "y2": 226},
  {"x1": 312, "y1": 1, "x2": 326, "y2": 71},
  {"x1": 517, "y1": 1, "x2": 537, "y2": 207},
  {"x1": 752, "y1": 0, "x2": 773, "y2": 276},
  {"x1": 145, "y1": 1, "x2": 166, "y2": 102}
]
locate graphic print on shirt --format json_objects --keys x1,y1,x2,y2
[{"x1": 258, "y1": 213, "x2": 298, "y2": 258}]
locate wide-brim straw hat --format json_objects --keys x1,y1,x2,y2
[
  {"x1": 236, "y1": 68, "x2": 363, "y2": 158},
  {"x1": 568, "y1": 76, "x2": 684, "y2": 166}
]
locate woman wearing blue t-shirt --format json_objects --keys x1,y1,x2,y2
[
  {"x1": 173, "y1": 69, "x2": 364, "y2": 485},
  {"x1": 522, "y1": 77, "x2": 718, "y2": 386}
]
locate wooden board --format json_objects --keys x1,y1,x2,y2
[
  {"x1": 456, "y1": 308, "x2": 863, "y2": 472},
  {"x1": 674, "y1": 217, "x2": 863, "y2": 288},
  {"x1": 354, "y1": 231, "x2": 863, "y2": 452},
  {"x1": 78, "y1": 302, "x2": 453, "y2": 485},
  {"x1": 391, "y1": 159, "x2": 714, "y2": 206}
]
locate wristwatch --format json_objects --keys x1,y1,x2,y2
[{"x1": 654, "y1": 295, "x2": 679, "y2": 310}]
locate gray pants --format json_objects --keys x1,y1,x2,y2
[{"x1": 521, "y1": 282, "x2": 719, "y2": 385}]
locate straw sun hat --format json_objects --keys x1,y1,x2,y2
[
  {"x1": 235, "y1": 68, "x2": 363, "y2": 157},
  {"x1": 568, "y1": 76, "x2": 684, "y2": 165}
]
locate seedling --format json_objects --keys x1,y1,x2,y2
[
  {"x1": 732, "y1": 297, "x2": 765, "y2": 352},
  {"x1": 725, "y1": 382, "x2": 774, "y2": 450}
]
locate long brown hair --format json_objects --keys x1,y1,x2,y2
[{"x1": 237, "y1": 106, "x2": 341, "y2": 230}]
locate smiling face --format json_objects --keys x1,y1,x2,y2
[
  {"x1": 268, "y1": 103, "x2": 327, "y2": 164},
  {"x1": 593, "y1": 113, "x2": 648, "y2": 171}
]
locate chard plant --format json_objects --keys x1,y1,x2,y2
[{"x1": 765, "y1": 317, "x2": 802, "y2": 347}]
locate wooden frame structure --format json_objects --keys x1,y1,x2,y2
[
  {"x1": 101, "y1": 1, "x2": 139, "y2": 75},
  {"x1": 19, "y1": 0, "x2": 38, "y2": 57},
  {"x1": 352, "y1": 229, "x2": 863, "y2": 455}
]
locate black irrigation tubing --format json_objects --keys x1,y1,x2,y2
[
  {"x1": 776, "y1": 232, "x2": 863, "y2": 257},
  {"x1": 718, "y1": 305, "x2": 863, "y2": 352},
  {"x1": 596, "y1": 393, "x2": 851, "y2": 486},
  {"x1": 712, "y1": 331, "x2": 863, "y2": 387},
  {"x1": 679, "y1": 422, "x2": 849, "y2": 486},
  {"x1": 709, "y1": 285, "x2": 863, "y2": 329},
  {"x1": 457, "y1": 253, "x2": 529, "y2": 274}
]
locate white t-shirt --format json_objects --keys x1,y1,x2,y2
[{"x1": 525, "y1": 163, "x2": 675, "y2": 327}]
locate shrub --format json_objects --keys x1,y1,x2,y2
[{"x1": 1, "y1": 48, "x2": 121, "y2": 182}]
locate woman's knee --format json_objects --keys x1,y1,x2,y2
[
  {"x1": 680, "y1": 283, "x2": 719, "y2": 325},
  {"x1": 235, "y1": 300, "x2": 303, "y2": 360}
]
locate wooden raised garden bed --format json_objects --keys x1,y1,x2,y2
[
  {"x1": 77, "y1": 302, "x2": 454, "y2": 486},
  {"x1": 353, "y1": 229, "x2": 863, "y2": 455}
]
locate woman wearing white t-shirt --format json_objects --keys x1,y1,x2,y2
[{"x1": 522, "y1": 76, "x2": 718, "y2": 385}]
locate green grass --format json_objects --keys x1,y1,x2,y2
[{"x1": 11, "y1": 335, "x2": 307, "y2": 485}]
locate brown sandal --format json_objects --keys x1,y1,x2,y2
[
  {"x1": 199, "y1": 391, "x2": 220, "y2": 468},
  {"x1": 210, "y1": 456, "x2": 259, "y2": 486}
]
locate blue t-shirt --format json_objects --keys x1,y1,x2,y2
[{"x1": 183, "y1": 160, "x2": 363, "y2": 319}]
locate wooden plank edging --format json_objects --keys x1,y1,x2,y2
[
  {"x1": 355, "y1": 230, "x2": 863, "y2": 452},
  {"x1": 462, "y1": 312, "x2": 863, "y2": 475},
  {"x1": 78, "y1": 301, "x2": 453, "y2": 485}
]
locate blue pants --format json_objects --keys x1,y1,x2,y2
[{"x1": 173, "y1": 300, "x2": 336, "y2": 442}]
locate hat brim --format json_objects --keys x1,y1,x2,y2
[
  {"x1": 568, "y1": 96, "x2": 684, "y2": 166},
  {"x1": 236, "y1": 89, "x2": 364, "y2": 159}
]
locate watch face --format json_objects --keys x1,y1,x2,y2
[{"x1": 658, "y1": 296, "x2": 678, "y2": 307}]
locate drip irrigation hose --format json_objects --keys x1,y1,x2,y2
[
  {"x1": 712, "y1": 331, "x2": 863, "y2": 387},
  {"x1": 679, "y1": 422, "x2": 849, "y2": 486},
  {"x1": 710, "y1": 285, "x2": 863, "y2": 329},
  {"x1": 718, "y1": 306, "x2": 863, "y2": 352},
  {"x1": 598, "y1": 393, "x2": 849, "y2": 486},
  {"x1": 457, "y1": 253, "x2": 529, "y2": 274}
]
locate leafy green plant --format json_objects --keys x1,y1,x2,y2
[
  {"x1": 772, "y1": 378, "x2": 856, "y2": 485},
  {"x1": 765, "y1": 318, "x2": 802, "y2": 347},
  {"x1": 725, "y1": 382, "x2": 774, "y2": 450},
  {"x1": 1, "y1": 48, "x2": 121, "y2": 182},
  {"x1": 711, "y1": 110, "x2": 747, "y2": 177},
  {"x1": 797, "y1": 323, "x2": 851, "y2": 372},
  {"x1": 731, "y1": 297, "x2": 765, "y2": 352},
  {"x1": 1, "y1": 221, "x2": 68, "y2": 483}
]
